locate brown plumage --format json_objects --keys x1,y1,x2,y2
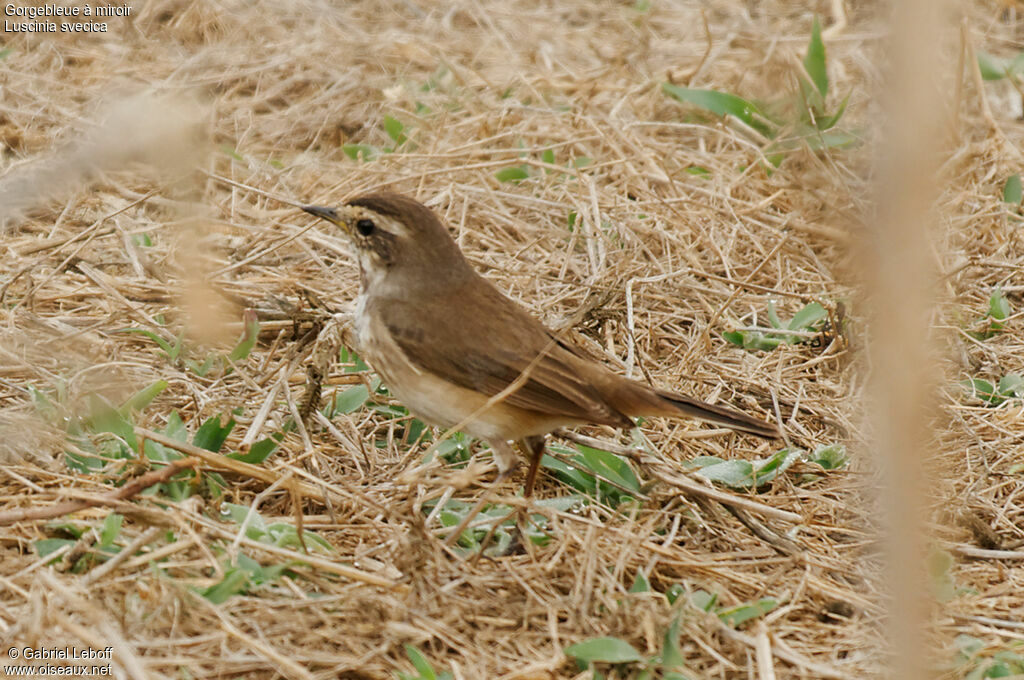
[{"x1": 303, "y1": 192, "x2": 779, "y2": 495}]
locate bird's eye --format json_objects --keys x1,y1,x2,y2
[{"x1": 355, "y1": 218, "x2": 376, "y2": 236}]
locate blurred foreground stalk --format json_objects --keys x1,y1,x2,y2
[{"x1": 867, "y1": 0, "x2": 953, "y2": 677}]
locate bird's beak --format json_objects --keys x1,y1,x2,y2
[{"x1": 302, "y1": 205, "x2": 341, "y2": 225}]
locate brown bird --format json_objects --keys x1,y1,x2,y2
[{"x1": 303, "y1": 193, "x2": 778, "y2": 495}]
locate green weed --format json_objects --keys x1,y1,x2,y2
[{"x1": 664, "y1": 16, "x2": 857, "y2": 173}]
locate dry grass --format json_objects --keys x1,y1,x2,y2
[{"x1": 0, "y1": 1, "x2": 1021, "y2": 678}]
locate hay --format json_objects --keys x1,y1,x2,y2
[{"x1": 0, "y1": 1, "x2": 1020, "y2": 677}]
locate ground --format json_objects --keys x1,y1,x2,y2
[{"x1": 0, "y1": 1, "x2": 1022, "y2": 679}]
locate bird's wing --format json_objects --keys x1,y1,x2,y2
[{"x1": 375, "y1": 277, "x2": 634, "y2": 428}]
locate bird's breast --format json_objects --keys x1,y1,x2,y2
[{"x1": 351, "y1": 295, "x2": 569, "y2": 442}]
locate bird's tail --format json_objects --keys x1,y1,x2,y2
[
  {"x1": 607, "y1": 377, "x2": 779, "y2": 439},
  {"x1": 652, "y1": 389, "x2": 779, "y2": 439}
]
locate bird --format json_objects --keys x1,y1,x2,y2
[{"x1": 303, "y1": 192, "x2": 778, "y2": 496}]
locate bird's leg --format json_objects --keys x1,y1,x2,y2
[
  {"x1": 519, "y1": 435, "x2": 547, "y2": 497},
  {"x1": 509, "y1": 435, "x2": 548, "y2": 559},
  {"x1": 442, "y1": 440, "x2": 517, "y2": 549},
  {"x1": 490, "y1": 439, "x2": 519, "y2": 481}
]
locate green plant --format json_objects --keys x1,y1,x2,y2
[
  {"x1": 33, "y1": 512, "x2": 126, "y2": 571},
  {"x1": 722, "y1": 301, "x2": 831, "y2": 351},
  {"x1": 428, "y1": 494, "x2": 583, "y2": 555},
  {"x1": 977, "y1": 51, "x2": 1024, "y2": 82},
  {"x1": 688, "y1": 589, "x2": 779, "y2": 627},
  {"x1": 1004, "y1": 174, "x2": 1022, "y2": 206},
  {"x1": 121, "y1": 309, "x2": 260, "y2": 376},
  {"x1": 220, "y1": 503, "x2": 333, "y2": 552},
  {"x1": 193, "y1": 504, "x2": 333, "y2": 603},
  {"x1": 342, "y1": 113, "x2": 416, "y2": 161},
  {"x1": 494, "y1": 145, "x2": 591, "y2": 183},
  {"x1": 953, "y1": 635, "x2": 1024, "y2": 680},
  {"x1": 685, "y1": 448, "x2": 799, "y2": 490},
  {"x1": 663, "y1": 16, "x2": 856, "y2": 173},
  {"x1": 28, "y1": 374, "x2": 281, "y2": 498},
  {"x1": 685, "y1": 444, "x2": 846, "y2": 490},
  {"x1": 564, "y1": 581, "x2": 780, "y2": 678},
  {"x1": 968, "y1": 286, "x2": 1012, "y2": 341},
  {"x1": 961, "y1": 374, "x2": 1024, "y2": 407},
  {"x1": 198, "y1": 553, "x2": 293, "y2": 604},
  {"x1": 394, "y1": 644, "x2": 453, "y2": 680},
  {"x1": 542, "y1": 444, "x2": 642, "y2": 507},
  {"x1": 565, "y1": 618, "x2": 691, "y2": 680}
]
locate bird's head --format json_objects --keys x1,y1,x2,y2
[{"x1": 303, "y1": 192, "x2": 472, "y2": 292}]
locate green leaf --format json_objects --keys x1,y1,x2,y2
[
  {"x1": 541, "y1": 452, "x2": 597, "y2": 495},
  {"x1": 629, "y1": 571, "x2": 650, "y2": 593},
  {"x1": 691, "y1": 451, "x2": 797, "y2": 489},
  {"x1": 1005, "y1": 175, "x2": 1023, "y2": 205},
  {"x1": 766, "y1": 301, "x2": 784, "y2": 329},
  {"x1": 200, "y1": 568, "x2": 250, "y2": 604},
  {"x1": 228, "y1": 310, "x2": 259, "y2": 361},
  {"x1": 120, "y1": 327, "x2": 181, "y2": 361},
  {"x1": 928, "y1": 549, "x2": 956, "y2": 603},
  {"x1": 0, "y1": 48, "x2": 12, "y2": 60},
  {"x1": 662, "y1": 616, "x2": 685, "y2": 669},
  {"x1": 193, "y1": 415, "x2": 234, "y2": 452},
  {"x1": 807, "y1": 443, "x2": 848, "y2": 470},
  {"x1": 339, "y1": 347, "x2": 370, "y2": 373},
  {"x1": 684, "y1": 166, "x2": 710, "y2": 177},
  {"x1": 693, "y1": 459, "x2": 753, "y2": 487},
  {"x1": 120, "y1": 379, "x2": 168, "y2": 415},
  {"x1": 575, "y1": 445, "x2": 641, "y2": 493},
  {"x1": 999, "y1": 374, "x2": 1024, "y2": 398},
  {"x1": 662, "y1": 84, "x2": 773, "y2": 137},
  {"x1": 28, "y1": 385, "x2": 60, "y2": 425},
  {"x1": 564, "y1": 637, "x2": 643, "y2": 664},
  {"x1": 978, "y1": 52, "x2": 1007, "y2": 81},
  {"x1": 143, "y1": 414, "x2": 186, "y2": 463},
  {"x1": 229, "y1": 434, "x2": 281, "y2": 464},
  {"x1": 753, "y1": 449, "x2": 800, "y2": 485},
  {"x1": 722, "y1": 329, "x2": 785, "y2": 352},
  {"x1": 690, "y1": 589, "x2": 717, "y2": 612},
  {"x1": 572, "y1": 156, "x2": 592, "y2": 168},
  {"x1": 718, "y1": 598, "x2": 778, "y2": 627},
  {"x1": 185, "y1": 354, "x2": 217, "y2": 376},
  {"x1": 163, "y1": 411, "x2": 188, "y2": 440},
  {"x1": 220, "y1": 145, "x2": 244, "y2": 162},
  {"x1": 541, "y1": 148, "x2": 555, "y2": 165},
  {"x1": 85, "y1": 396, "x2": 138, "y2": 454},
  {"x1": 495, "y1": 165, "x2": 530, "y2": 183},
  {"x1": 803, "y1": 128, "x2": 860, "y2": 150},
  {"x1": 434, "y1": 433, "x2": 472, "y2": 464},
  {"x1": 34, "y1": 538, "x2": 76, "y2": 559},
  {"x1": 342, "y1": 144, "x2": 380, "y2": 161},
  {"x1": 722, "y1": 331, "x2": 746, "y2": 347},
  {"x1": 962, "y1": 378, "x2": 1002, "y2": 405},
  {"x1": 817, "y1": 94, "x2": 850, "y2": 130},
  {"x1": 330, "y1": 385, "x2": 370, "y2": 415},
  {"x1": 403, "y1": 645, "x2": 437, "y2": 680},
  {"x1": 99, "y1": 513, "x2": 123, "y2": 548},
  {"x1": 383, "y1": 115, "x2": 407, "y2": 146},
  {"x1": 803, "y1": 15, "x2": 829, "y2": 99},
  {"x1": 223, "y1": 502, "x2": 268, "y2": 539},
  {"x1": 989, "y1": 286, "x2": 1011, "y2": 321},
  {"x1": 955, "y1": 634, "x2": 984, "y2": 659},
  {"x1": 788, "y1": 302, "x2": 827, "y2": 331}
]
